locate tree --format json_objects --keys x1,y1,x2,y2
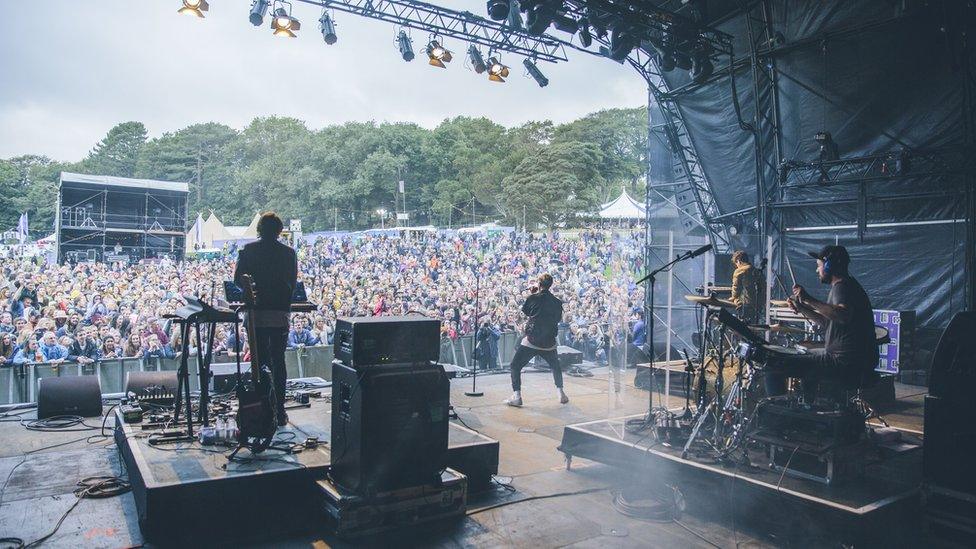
[
  {"x1": 500, "y1": 142, "x2": 606, "y2": 228},
  {"x1": 553, "y1": 107, "x2": 647, "y2": 198},
  {"x1": 82, "y1": 122, "x2": 148, "y2": 177}
]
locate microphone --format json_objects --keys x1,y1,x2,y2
[{"x1": 688, "y1": 244, "x2": 712, "y2": 258}]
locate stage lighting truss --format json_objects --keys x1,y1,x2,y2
[
  {"x1": 178, "y1": 0, "x2": 209, "y2": 18},
  {"x1": 271, "y1": 1, "x2": 301, "y2": 37},
  {"x1": 319, "y1": 9, "x2": 338, "y2": 44},
  {"x1": 426, "y1": 37, "x2": 453, "y2": 68},
  {"x1": 398, "y1": 29, "x2": 415, "y2": 61},
  {"x1": 486, "y1": 54, "x2": 510, "y2": 82}
]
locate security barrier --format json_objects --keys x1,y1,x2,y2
[{"x1": 0, "y1": 331, "x2": 535, "y2": 405}]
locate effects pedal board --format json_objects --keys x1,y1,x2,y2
[{"x1": 120, "y1": 402, "x2": 144, "y2": 423}]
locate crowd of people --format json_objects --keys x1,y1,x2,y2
[{"x1": 0, "y1": 230, "x2": 648, "y2": 368}]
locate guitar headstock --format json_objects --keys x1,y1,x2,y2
[{"x1": 240, "y1": 274, "x2": 258, "y2": 307}]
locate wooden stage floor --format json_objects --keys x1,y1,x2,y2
[{"x1": 0, "y1": 367, "x2": 928, "y2": 548}]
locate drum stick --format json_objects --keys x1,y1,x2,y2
[{"x1": 785, "y1": 255, "x2": 797, "y2": 287}]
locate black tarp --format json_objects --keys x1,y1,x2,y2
[{"x1": 653, "y1": 1, "x2": 973, "y2": 363}]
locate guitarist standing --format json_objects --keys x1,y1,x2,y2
[{"x1": 234, "y1": 212, "x2": 298, "y2": 427}]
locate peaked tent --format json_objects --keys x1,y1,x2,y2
[
  {"x1": 186, "y1": 211, "x2": 232, "y2": 251},
  {"x1": 598, "y1": 188, "x2": 646, "y2": 219}
]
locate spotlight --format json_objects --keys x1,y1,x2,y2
[
  {"x1": 249, "y1": 0, "x2": 269, "y2": 26},
  {"x1": 398, "y1": 30, "x2": 415, "y2": 61},
  {"x1": 659, "y1": 53, "x2": 676, "y2": 71},
  {"x1": 815, "y1": 131, "x2": 839, "y2": 162},
  {"x1": 608, "y1": 26, "x2": 639, "y2": 61},
  {"x1": 426, "y1": 40, "x2": 453, "y2": 68},
  {"x1": 523, "y1": 58, "x2": 548, "y2": 87},
  {"x1": 271, "y1": 7, "x2": 300, "y2": 37},
  {"x1": 507, "y1": 0, "x2": 524, "y2": 30},
  {"x1": 689, "y1": 53, "x2": 713, "y2": 83},
  {"x1": 578, "y1": 18, "x2": 592, "y2": 47},
  {"x1": 486, "y1": 57, "x2": 510, "y2": 82},
  {"x1": 525, "y1": 0, "x2": 559, "y2": 35},
  {"x1": 486, "y1": 0, "x2": 510, "y2": 21},
  {"x1": 319, "y1": 12, "x2": 337, "y2": 44},
  {"x1": 178, "y1": 0, "x2": 209, "y2": 18},
  {"x1": 552, "y1": 13, "x2": 579, "y2": 34},
  {"x1": 468, "y1": 45, "x2": 487, "y2": 74}
]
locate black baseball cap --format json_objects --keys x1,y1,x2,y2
[{"x1": 807, "y1": 245, "x2": 850, "y2": 268}]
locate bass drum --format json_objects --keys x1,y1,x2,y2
[{"x1": 699, "y1": 354, "x2": 744, "y2": 398}]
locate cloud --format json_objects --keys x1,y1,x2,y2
[{"x1": 0, "y1": 0, "x2": 646, "y2": 161}]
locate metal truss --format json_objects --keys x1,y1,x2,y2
[
  {"x1": 298, "y1": 0, "x2": 568, "y2": 61},
  {"x1": 624, "y1": 46, "x2": 731, "y2": 252},
  {"x1": 778, "y1": 147, "x2": 973, "y2": 189}
]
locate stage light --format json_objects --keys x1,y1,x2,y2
[
  {"x1": 319, "y1": 12, "x2": 337, "y2": 44},
  {"x1": 507, "y1": 0, "x2": 524, "y2": 30},
  {"x1": 815, "y1": 131, "x2": 839, "y2": 162},
  {"x1": 249, "y1": 0, "x2": 269, "y2": 26},
  {"x1": 690, "y1": 53, "x2": 713, "y2": 83},
  {"x1": 486, "y1": 0, "x2": 510, "y2": 21},
  {"x1": 525, "y1": 0, "x2": 559, "y2": 36},
  {"x1": 608, "y1": 26, "x2": 639, "y2": 61},
  {"x1": 487, "y1": 57, "x2": 510, "y2": 82},
  {"x1": 468, "y1": 45, "x2": 487, "y2": 74},
  {"x1": 552, "y1": 13, "x2": 579, "y2": 34},
  {"x1": 578, "y1": 18, "x2": 592, "y2": 47},
  {"x1": 178, "y1": 0, "x2": 209, "y2": 18},
  {"x1": 523, "y1": 58, "x2": 548, "y2": 87},
  {"x1": 271, "y1": 7, "x2": 300, "y2": 38},
  {"x1": 426, "y1": 40, "x2": 453, "y2": 68},
  {"x1": 398, "y1": 30, "x2": 415, "y2": 61}
]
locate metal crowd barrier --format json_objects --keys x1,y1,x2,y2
[{"x1": 0, "y1": 331, "x2": 532, "y2": 405}]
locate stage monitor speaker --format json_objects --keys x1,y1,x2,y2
[
  {"x1": 37, "y1": 376, "x2": 102, "y2": 419},
  {"x1": 331, "y1": 361, "x2": 450, "y2": 495},
  {"x1": 125, "y1": 371, "x2": 178, "y2": 403}
]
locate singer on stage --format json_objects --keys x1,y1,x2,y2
[
  {"x1": 233, "y1": 212, "x2": 298, "y2": 427},
  {"x1": 504, "y1": 274, "x2": 568, "y2": 408}
]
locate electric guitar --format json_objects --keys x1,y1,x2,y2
[{"x1": 235, "y1": 274, "x2": 277, "y2": 452}]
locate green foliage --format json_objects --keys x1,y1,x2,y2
[{"x1": 1, "y1": 107, "x2": 647, "y2": 234}]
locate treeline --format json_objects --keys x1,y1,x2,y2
[{"x1": 0, "y1": 108, "x2": 647, "y2": 234}]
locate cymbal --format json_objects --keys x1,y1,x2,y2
[
  {"x1": 748, "y1": 323, "x2": 809, "y2": 335},
  {"x1": 770, "y1": 299, "x2": 790, "y2": 308},
  {"x1": 707, "y1": 286, "x2": 732, "y2": 292},
  {"x1": 684, "y1": 294, "x2": 736, "y2": 308}
]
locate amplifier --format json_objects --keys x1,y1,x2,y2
[
  {"x1": 334, "y1": 316, "x2": 441, "y2": 368},
  {"x1": 754, "y1": 401, "x2": 864, "y2": 447}
]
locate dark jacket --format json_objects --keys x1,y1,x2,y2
[
  {"x1": 67, "y1": 339, "x2": 101, "y2": 362},
  {"x1": 522, "y1": 289, "x2": 563, "y2": 348},
  {"x1": 233, "y1": 238, "x2": 298, "y2": 311}
]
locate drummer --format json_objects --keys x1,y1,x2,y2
[
  {"x1": 764, "y1": 245, "x2": 878, "y2": 402},
  {"x1": 730, "y1": 251, "x2": 764, "y2": 324}
]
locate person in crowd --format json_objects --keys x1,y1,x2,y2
[
  {"x1": 123, "y1": 333, "x2": 144, "y2": 358},
  {"x1": 310, "y1": 315, "x2": 332, "y2": 345},
  {"x1": 39, "y1": 331, "x2": 69, "y2": 363},
  {"x1": 12, "y1": 337, "x2": 43, "y2": 365},
  {"x1": 0, "y1": 332, "x2": 16, "y2": 365},
  {"x1": 56, "y1": 312, "x2": 81, "y2": 338},
  {"x1": 0, "y1": 312, "x2": 14, "y2": 334},
  {"x1": 287, "y1": 317, "x2": 318, "y2": 348},
  {"x1": 142, "y1": 334, "x2": 175, "y2": 359},
  {"x1": 101, "y1": 335, "x2": 122, "y2": 359},
  {"x1": 67, "y1": 328, "x2": 102, "y2": 364}
]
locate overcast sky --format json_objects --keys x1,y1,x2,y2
[{"x1": 0, "y1": 0, "x2": 647, "y2": 162}]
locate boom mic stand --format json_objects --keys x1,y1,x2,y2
[
  {"x1": 465, "y1": 264, "x2": 484, "y2": 397},
  {"x1": 635, "y1": 244, "x2": 712, "y2": 422}
]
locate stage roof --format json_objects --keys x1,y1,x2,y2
[{"x1": 59, "y1": 172, "x2": 190, "y2": 194}]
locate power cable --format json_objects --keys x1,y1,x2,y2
[{"x1": 466, "y1": 486, "x2": 609, "y2": 515}]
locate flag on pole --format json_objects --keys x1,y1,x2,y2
[
  {"x1": 16, "y1": 213, "x2": 28, "y2": 244},
  {"x1": 398, "y1": 180, "x2": 405, "y2": 194}
]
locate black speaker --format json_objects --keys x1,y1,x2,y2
[
  {"x1": 330, "y1": 361, "x2": 450, "y2": 495},
  {"x1": 37, "y1": 376, "x2": 102, "y2": 419},
  {"x1": 124, "y1": 371, "x2": 179, "y2": 403},
  {"x1": 333, "y1": 316, "x2": 441, "y2": 367},
  {"x1": 924, "y1": 312, "x2": 976, "y2": 496}
]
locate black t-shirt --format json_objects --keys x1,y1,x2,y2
[{"x1": 824, "y1": 276, "x2": 878, "y2": 371}]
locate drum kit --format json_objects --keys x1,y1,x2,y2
[{"x1": 672, "y1": 291, "x2": 818, "y2": 460}]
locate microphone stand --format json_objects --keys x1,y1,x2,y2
[
  {"x1": 465, "y1": 264, "x2": 484, "y2": 397},
  {"x1": 635, "y1": 247, "x2": 706, "y2": 420}
]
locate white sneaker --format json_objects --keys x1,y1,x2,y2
[{"x1": 504, "y1": 394, "x2": 523, "y2": 407}]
